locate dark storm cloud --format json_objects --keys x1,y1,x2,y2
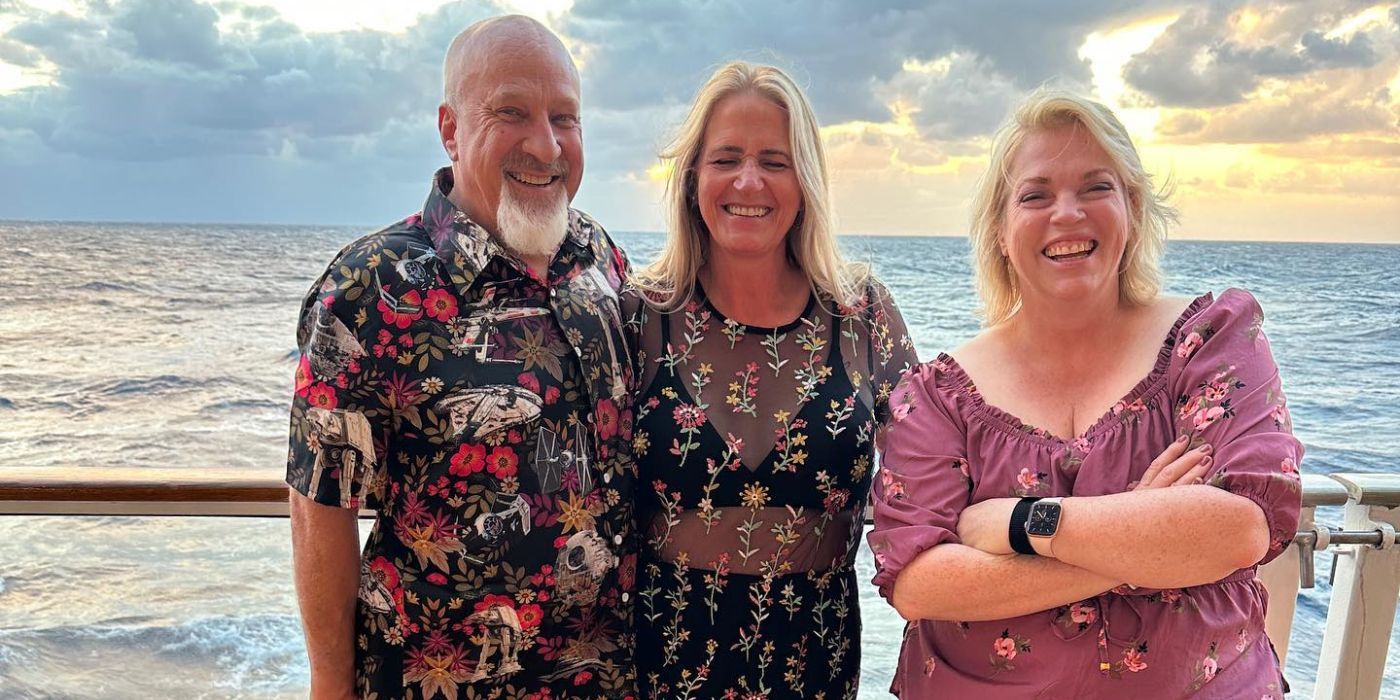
[
  {"x1": 1124, "y1": 2, "x2": 1390, "y2": 108},
  {"x1": 0, "y1": 0, "x2": 508, "y2": 160},
  {"x1": 561, "y1": 0, "x2": 1157, "y2": 137}
]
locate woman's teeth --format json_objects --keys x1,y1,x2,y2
[
  {"x1": 724, "y1": 205, "x2": 771, "y2": 218},
  {"x1": 1044, "y1": 240, "x2": 1097, "y2": 260}
]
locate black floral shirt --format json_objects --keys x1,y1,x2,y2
[{"x1": 287, "y1": 168, "x2": 638, "y2": 699}]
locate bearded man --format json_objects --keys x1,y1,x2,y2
[{"x1": 286, "y1": 15, "x2": 637, "y2": 699}]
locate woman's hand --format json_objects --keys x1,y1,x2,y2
[
  {"x1": 955, "y1": 437, "x2": 1214, "y2": 555},
  {"x1": 1133, "y1": 435, "x2": 1213, "y2": 491}
]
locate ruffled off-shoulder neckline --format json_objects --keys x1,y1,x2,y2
[{"x1": 936, "y1": 292, "x2": 1215, "y2": 448}]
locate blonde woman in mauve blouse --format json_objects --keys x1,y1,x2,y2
[{"x1": 868, "y1": 90, "x2": 1302, "y2": 699}]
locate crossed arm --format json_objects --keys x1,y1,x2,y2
[{"x1": 887, "y1": 438, "x2": 1268, "y2": 621}]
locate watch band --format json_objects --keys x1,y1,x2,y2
[{"x1": 1009, "y1": 497, "x2": 1041, "y2": 555}]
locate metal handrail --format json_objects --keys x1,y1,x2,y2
[{"x1": 0, "y1": 466, "x2": 1397, "y2": 700}]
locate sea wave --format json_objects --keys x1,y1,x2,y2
[
  {"x1": 0, "y1": 614, "x2": 307, "y2": 697},
  {"x1": 84, "y1": 375, "x2": 218, "y2": 398}
]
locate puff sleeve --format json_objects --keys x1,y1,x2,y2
[
  {"x1": 868, "y1": 360, "x2": 975, "y2": 601},
  {"x1": 1170, "y1": 289, "x2": 1303, "y2": 566}
]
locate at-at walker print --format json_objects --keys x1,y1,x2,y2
[{"x1": 465, "y1": 603, "x2": 525, "y2": 681}]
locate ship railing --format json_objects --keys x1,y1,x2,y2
[{"x1": 0, "y1": 469, "x2": 1396, "y2": 700}]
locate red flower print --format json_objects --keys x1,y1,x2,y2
[
  {"x1": 617, "y1": 553, "x2": 636, "y2": 591},
  {"x1": 377, "y1": 289, "x2": 423, "y2": 329},
  {"x1": 618, "y1": 407, "x2": 634, "y2": 442},
  {"x1": 474, "y1": 594, "x2": 516, "y2": 613},
  {"x1": 544, "y1": 386, "x2": 560, "y2": 404},
  {"x1": 449, "y1": 443, "x2": 487, "y2": 476},
  {"x1": 1280, "y1": 457, "x2": 1298, "y2": 475},
  {"x1": 518, "y1": 372, "x2": 541, "y2": 395},
  {"x1": 595, "y1": 399, "x2": 619, "y2": 440},
  {"x1": 673, "y1": 403, "x2": 708, "y2": 430},
  {"x1": 369, "y1": 556, "x2": 400, "y2": 589},
  {"x1": 294, "y1": 355, "x2": 314, "y2": 395},
  {"x1": 573, "y1": 670, "x2": 593, "y2": 686},
  {"x1": 994, "y1": 636, "x2": 1018, "y2": 660},
  {"x1": 307, "y1": 382, "x2": 338, "y2": 410},
  {"x1": 517, "y1": 603, "x2": 544, "y2": 631},
  {"x1": 823, "y1": 488, "x2": 850, "y2": 514},
  {"x1": 424, "y1": 288, "x2": 457, "y2": 322},
  {"x1": 426, "y1": 572, "x2": 447, "y2": 586},
  {"x1": 487, "y1": 446, "x2": 518, "y2": 478}
]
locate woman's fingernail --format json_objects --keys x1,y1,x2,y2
[
  {"x1": 1176, "y1": 434, "x2": 1188, "y2": 444},
  {"x1": 1200, "y1": 456, "x2": 1213, "y2": 467},
  {"x1": 1199, "y1": 444, "x2": 1213, "y2": 454}
]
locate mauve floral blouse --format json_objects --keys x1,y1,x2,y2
[{"x1": 869, "y1": 290, "x2": 1303, "y2": 699}]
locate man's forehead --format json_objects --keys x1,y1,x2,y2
[
  {"x1": 475, "y1": 74, "x2": 580, "y2": 105},
  {"x1": 459, "y1": 42, "x2": 578, "y2": 95}
]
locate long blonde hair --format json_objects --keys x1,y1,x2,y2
[
  {"x1": 636, "y1": 61, "x2": 867, "y2": 310},
  {"x1": 969, "y1": 89, "x2": 1177, "y2": 326}
]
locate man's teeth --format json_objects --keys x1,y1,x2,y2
[
  {"x1": 724, "y1": 205, "x2": 771, "y2": 218},
  {"x1": 1044, "y1": 241, "x2": 1097, "y2": 258},
  {"x1": 510, "y1": 172, "x2": 554, "y2": 186}
]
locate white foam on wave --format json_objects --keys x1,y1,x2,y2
[{"x1": 0, "y1": 613, "x2": 308, "y2": 694}]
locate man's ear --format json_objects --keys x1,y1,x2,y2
[{"x1": 438, "y1": 103, "x2": 458, "y2": 160}]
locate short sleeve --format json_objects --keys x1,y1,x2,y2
[
  {"x1": 286, "y1": 243, "x2": 391, "y2": 511},
  {"x1": 1171, "y1": 289, "x2": 1303, "y2": 566},
  {"x1": 868, "y1": 361, "x2": 973, "y2": 601},
  {"x1": 866, "y1": 279, "x2": 920, "y2": 425}
]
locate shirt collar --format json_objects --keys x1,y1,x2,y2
[{"x1": 419, "y1": 168, "x2": 597, "y2": 289}]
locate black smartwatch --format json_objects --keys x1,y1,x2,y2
[
  {"x1": 1008, "y1": 497, "x2": 1040, "y2": 555},
  {"x1": 1010, "y1": 497, "x2": 1064, "y2": 556}
]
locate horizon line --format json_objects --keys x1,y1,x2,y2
[{"x1": 1, "y1": 217, "x2": 1396, "y2": 246}]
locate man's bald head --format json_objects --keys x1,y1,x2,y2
[
  {"x1": 442, "y1": 15, "x2": 578, "y2": 114},
  {"x1": 436, "y1": 14, "x2": 584, "y2": 260}
]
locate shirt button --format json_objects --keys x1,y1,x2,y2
[{"x1": 549, "y1": 288, "x2": 558, "y2": 298}]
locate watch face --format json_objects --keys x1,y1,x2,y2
[{"x1": 1026, "y1": 502, "x2": 1062, "y2": 537}]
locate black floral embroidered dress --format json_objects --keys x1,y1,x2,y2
[
  {"x1": 628, "y1": 282, "x2": 916, "y2": 699},
  {"x1": 287, "y1": 169, "x2": 638, "y2": 699}
]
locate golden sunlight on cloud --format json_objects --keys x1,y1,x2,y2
[
  {"x1": 645, "y1": 160, "x2": 673, "y2": 183},
  {"x1": 1324, "y1": 4, "x2": 1394, "y2": 40}
]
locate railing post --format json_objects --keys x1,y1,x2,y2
[
  {"x1": 1261, "y1": 474, "x2": 1352, "y2": 670},
  {"x1": 1313, "y1": 474, "x2": 1400, "y2": 700}
]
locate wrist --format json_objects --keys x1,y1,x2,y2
[{"x1": 1008, "y1": 497, "x2": 1039, "y2": 555}]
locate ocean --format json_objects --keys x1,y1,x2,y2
[{"x1": 0, "y1": 221, "x2": 1397, "y2": 698}]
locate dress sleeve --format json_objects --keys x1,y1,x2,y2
[
  {"x1": 868, "y1": 361, "x2": 973, "y2": 601},
  {"x1": 867, "y1": 278, "x2": 920, "y2": 425},
  {"x1": 1171, "y1": 289, "x2": 1303, "y2": 566},
  {"x1": 285, "y1": 243, "x2": 391, "y2": 511}
]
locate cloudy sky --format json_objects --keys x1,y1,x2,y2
[{"x1": 1, "y1": 0, "x2": 1397, "y2": 242}]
